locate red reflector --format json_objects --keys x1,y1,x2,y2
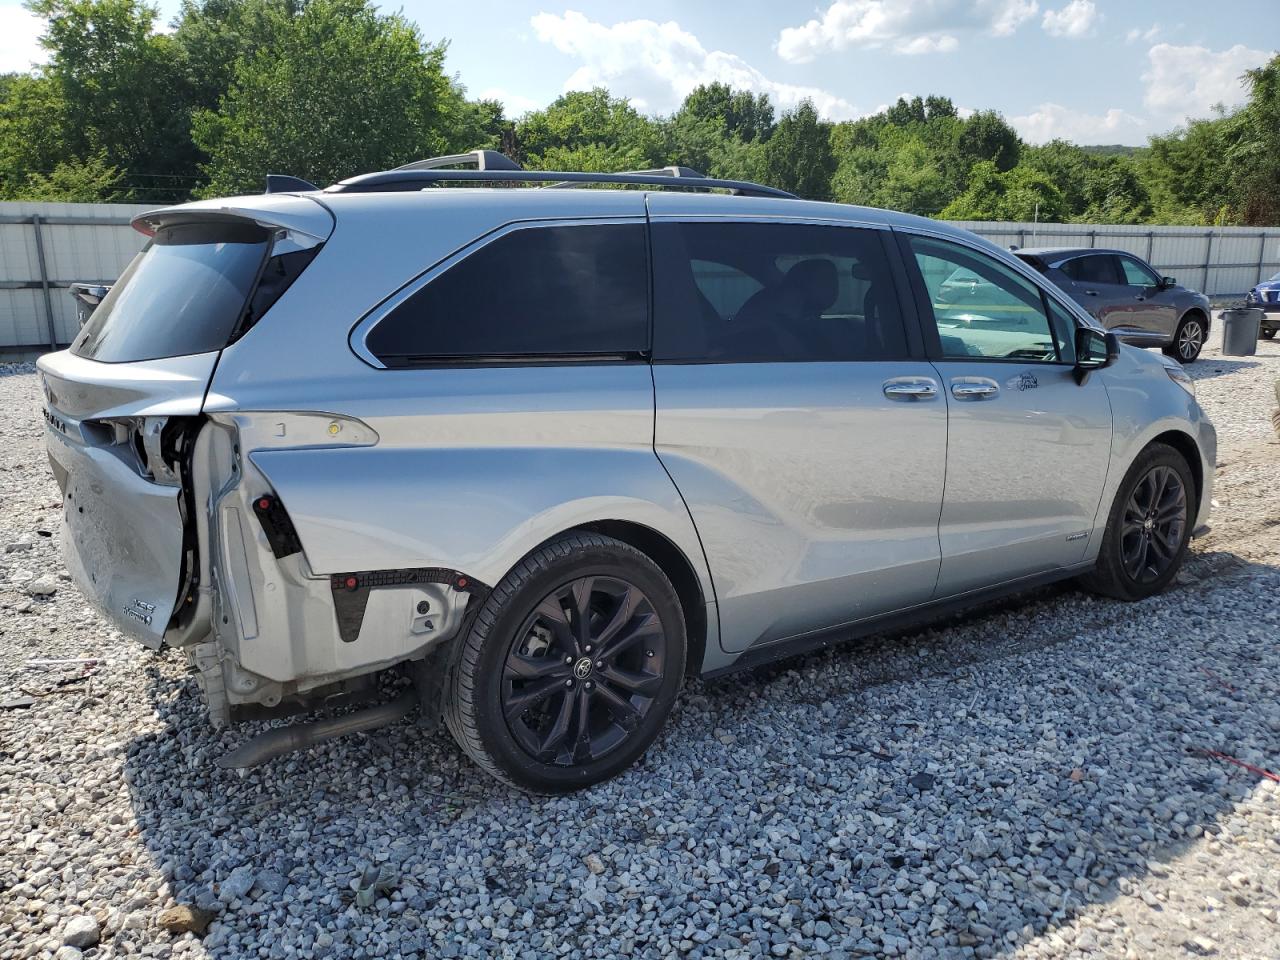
[
  {"x1": 345, "y1": 576, "x2": 359, "y2": 590},
  {"x1": 456, "y1": 576, "x2": 468, "y2": 589},
  {"x1": 257, "y1": 498, "x2": 271, "y2": 510}
]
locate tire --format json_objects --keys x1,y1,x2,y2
[
  {"x1": 1080, "y1": 443, "x2": 1194, "y2": 602},
  {"x1": 1261, "y1": 327, "x2": 1277, "y2": 340},
  {"x1": 1163, "y1": 313, "x2": 1206, "y2": 363},
  {"x1": 443, "y1": 532, "x2": 685, "y2": 793}
]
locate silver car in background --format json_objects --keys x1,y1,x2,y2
[
  {"x1": 37, "y1": 153, "x2": 1216, "y2": 793},
  {"x1": 1015, "y1": 247, "x2": 1213, "y2": 363}
]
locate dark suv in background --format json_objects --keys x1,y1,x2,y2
[{"x1": 1016, "y1": 248, "x2": 1212, "y2": 362}]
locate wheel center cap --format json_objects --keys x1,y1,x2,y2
[
  {"x1": 1144, "y1": 517, "x2": 1155, "y2": 531},
  {"x1": 573, "y1": 657, "x2": 593, "y2": 680}
]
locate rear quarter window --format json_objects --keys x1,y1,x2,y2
[
  {"x1": 364, "y1": 222, "x2": 649, "y2": 365},
  {"x1": 72, "y1": 221, "x2": 270, "y2": 364}
]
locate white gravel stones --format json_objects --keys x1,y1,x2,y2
[
  {"x1": 2, "y1": 326, "x2": 1280, "y2": 959},
  {"x1": 60, "y1": 915, "x2": 99, "y2": 948}
]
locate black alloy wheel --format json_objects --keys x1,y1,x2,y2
[
  {"x1": 501, "y1": 576, "x2": 667, "y2": 766},
  {"x1": 1118, "y1": 464, "x2": 1187, "y2": 585}
]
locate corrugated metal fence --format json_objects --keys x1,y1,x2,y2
[
  {"x1": 3, "y1": 201, "x2": 1279, "y2": 353},
  {"x1": 0, "y1": 201, "x2": 152, "y2": 353},
  {"x1": 948, "y1": 220, "x2": 1280, "y2": 300}
]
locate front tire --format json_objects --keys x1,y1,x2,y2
[
  {"x1": 1080, "y1": 443, "x2": 1194, "y2": 601},
  {"x1": 1261, "y1": 327, "x2": 1277, "y2": 340},
  {"x1": 1164, "y1": 313, "x2": 1206, "y2": 363},
  {"x1": 443, "y1": 532, "x2": 685, "y2": 793}
]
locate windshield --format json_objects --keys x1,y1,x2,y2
[{"x1": 72, "y1": 221, "x2": 270, "y2": 363}]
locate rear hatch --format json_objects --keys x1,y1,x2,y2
[{"x1": 37, "y1": 197, "x2": 331, "y2": 646}]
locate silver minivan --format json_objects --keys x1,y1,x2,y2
[{"x1": 37, "y1": 154, "x2": 1216, "y2": 792}]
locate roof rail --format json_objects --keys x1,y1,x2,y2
[
  {"x1": 326, "y1": 168, "x2": 796, "y2": 199},
  {"x1": 391, "y1": 149, "x2": 523, "y2": 173}
]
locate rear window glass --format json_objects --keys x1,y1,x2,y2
[
  {"x1": 651, "y1": 221, "x2": 907, "y2": 363},
  {"x1": 72, "y1": 222, "x2": 269, "y2": 363},
  {"x1": 365, "y1": 223, "x2": 648, "y2": 365}
]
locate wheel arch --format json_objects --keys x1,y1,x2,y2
[
  {"x1": 1148, "y1": 428, "x2": 1204, "y2": 509},
  {"x1": 1179, "y1": 305, "x2": 1211, "y2": 334}
]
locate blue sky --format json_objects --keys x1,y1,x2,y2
[{"x1": 0, "y1": 0, "x2": 1275, "y2": 144}]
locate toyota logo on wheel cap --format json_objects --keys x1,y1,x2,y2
[{"x1": 573, "y1": 657, "x2": 593, "y2": 680}]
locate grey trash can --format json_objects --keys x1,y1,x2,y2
[
  {"x1": 68, "y1": 282, "x2": 110, "y2": 328},
  {"x1": 1221, "y1": 307, "x2": 1262, "y2": 356}
]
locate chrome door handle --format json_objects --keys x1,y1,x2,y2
[
  {"x1": 950, "y1": 378, "x2": 1000, "y2": 400},
  {"x1": 1084, "y1": 289, "x2": 1099, "y2": 296},
  {"x1": 883, "y1": 377, "x2": 938, "y2": 401}
]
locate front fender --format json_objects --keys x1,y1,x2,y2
[
  {"x1": 249, "y1": 444, "x2": 715, "y2": 605},
  {"x1": 1090, "y1": 347, "x2": 1216, "y2": 554}
]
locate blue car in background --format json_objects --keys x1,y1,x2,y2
[{"x1": 1246, "y1": 271, "x2": 1280, "y2": 339}]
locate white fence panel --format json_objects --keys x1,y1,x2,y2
[
  {"x1": 2, "y1": 203, "x2": 1279, "y2": 352},
  {"x1": 946, "y1": 220, "x2": 1280, "y2": 297},
  {"x1": 0, "y1": 201, "x2": 151, "y2": 351}
]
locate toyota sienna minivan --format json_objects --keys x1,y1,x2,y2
[{"x1": 37, "y1": 152, "x2": 1215, "y2": 792}]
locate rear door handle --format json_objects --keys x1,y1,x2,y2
[
  {"x1": 883, "y1": 377, "x2": 938, "y2": 401},
  {"x1": 1084, "y1": 289, "x2": 1099, "y2": 296},
  {"x1": 950, "y1": 377, "x2": 1000, "y2": 400}
]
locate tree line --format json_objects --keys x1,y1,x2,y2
[{"x1": 3, "y1": 0, "x2": 1278, "y2": 225}]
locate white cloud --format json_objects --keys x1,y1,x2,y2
[
  {"x1": 1125, "y1": 23, "x2": 1160, "y2": 45},
  {"x1": 530, "y1": 11, "x2": 858, "y2": 120},
  {"x1": 1041, "y1": 1, "x2": 1100, "y2": 38},
  {"x1": 0, "y1": 6, "x2": 46, "y2": 74},
  {"x1": 1010, "y1": 102, "x2": 1145, "y2": 144},
  {"x1": 1142, "y1": 43, "x2": 1271, "y2": 120},
  {"x1": 775, "y1": 0, "x2": 1037, "y2": 63},
  {"x1": 897, "y1": 34, "x2": 958, "y2": 55},
  {"x1": 477, "y1": 87, "x2": 543, "y2": 118}
]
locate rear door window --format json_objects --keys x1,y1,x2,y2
[
  {"x1": 72, "y1": 221, "x2": 270, "y2": 363},
  {"x1": 1062, "y1": 254, "x2": 1122, "y2": 286},
  {"x1": 364, "y1": 223, "x2": 648, "y2": 365},
  {"x1": 651, "y1": 221, "x2": 907, "y2": 362}
]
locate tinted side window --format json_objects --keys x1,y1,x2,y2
[
  {"x1": 1063, "y1": 254, "x2": 1121, "y2": 285},
  {"x1": 366, "y1": 223, "x2": 648, "y2": 365},
  {"x1": 908, "y1": 235, "x2": 1063, "y2": 363},
  {"x1": 652, "y1": 221, "x2": 907, "y2": 362},
  {"x1": 1118, "y1": 256, "x2": 1160, "y2": 287}
]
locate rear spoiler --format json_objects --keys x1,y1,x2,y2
[{"x1": 132, "y1": 195, "x2": 334, "y2": 244}]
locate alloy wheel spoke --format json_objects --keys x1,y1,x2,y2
[
  {"x1": 536, "y1": 691, "x2": 576, "y2": 760},
  {"x1": 504, "y1": 652, "x2": 571, "y2": 683},
  {"x1": 599, "y1": 664, "x2": 663, "y2": 698},
  {"x1": 594, "y1": 681, "x2": 642, "y2": 731},
  {"x1": 503, "y1": 676, "x2": 565, "y2": 722},
  {"x1": 599, "y1": 612, "x2": 662, "y2": 660},
  {"x1": 593, "y1": 585, "x2": 643, "y2": 649},
  {"x1": 571, "y1": 688, "x2": 594, "y2": 763},
  {"x1": 568, "y1": 578, "x2": 595, "y2": 649}
]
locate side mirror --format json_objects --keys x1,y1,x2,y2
[
  {"x1": 1074, "y1": 327, "x2": 1120, "y2": 383},
  {"x1": 1160, "y1": 276, "x2": 1176, "y2": 289}
]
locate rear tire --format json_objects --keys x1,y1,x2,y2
[
  {"x1": 1163, "y1": 313, "x2": 1205, "y2": 363},
  {"x1": 1080, "y1": 443, "x2": 1194, "y2": 601},
  {"x1": 443, "y1": 532, "x2": 685, "y2": 793},
  {"x1": 1261, "y1": 327, "x2": 1277, "y2": 340}
]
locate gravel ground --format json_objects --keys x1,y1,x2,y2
[{"x1": 2, "y1": 320, "x2": 1279, "y2": 960}]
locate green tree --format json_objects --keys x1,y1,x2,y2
[
  {"x1": 24, "y1": 153, "x2": 122, "y2": 200},
  {"x1": 956, "y1": 110, "x2": 1021, "y2": 173},
  {"x1": 940, "y1": 160, "x2": 1066, "y2": 222},
  {"x1": 192, "y1": 0, "x2": 471, "y2": 194},
  {"x1": 27, "y1": 0, "x2": 200, "y2": 200},
  {"x1": 0, "y1": 73, "x2": 68, "y2": 198},
  {"x1": 678, "y1": 82, "x2": 774, "y2": 142},
  {"x1": 759, "y1": 100, "x2": 834, "y2": 200},
  {"x1": 515, "y1": 89, "x2": 662, "y2": 171}
]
